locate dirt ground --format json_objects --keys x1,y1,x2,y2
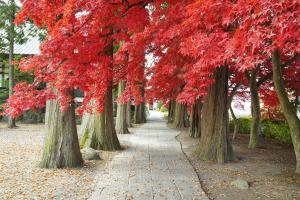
[
  {"x1": 0, "y1": 123, "x2": 117, "y2": 200},
  {"x1": 177, "y1": 130, "x2": 300, "y2": 200}
]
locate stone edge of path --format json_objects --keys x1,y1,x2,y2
[{"x1": 174, "y1": 131, "x2": 210, "y2": 200}]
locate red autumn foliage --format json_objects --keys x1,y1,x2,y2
[{"x1": 2, "y1": 0, "x2": 299, "y2": 119}]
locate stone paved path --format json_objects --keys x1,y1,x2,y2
[{"x1": 91, "y1": 111, "x2": 208, "y2": 200}]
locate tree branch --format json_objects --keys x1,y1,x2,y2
[
  {"x1": 257, "y1": 53, "x2": 300, "y2": 87},
  {"x1": 244, "y1": 70, "x2": 250, "y2": 81},
  {"x1": 282, "y1": 53, "x2": 300, "y2": 68}
]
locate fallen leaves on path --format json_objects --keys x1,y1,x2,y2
[{"x1": 0, "y1": 123, "x2": 113, "y2": 200}]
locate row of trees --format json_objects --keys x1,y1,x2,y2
[{"x1": 2, "y1": 0, "x2": 300, "y2": 174}]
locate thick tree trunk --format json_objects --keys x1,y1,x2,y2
[
  {"x1": 7, "y1": 0, "x2": 16, "y2": 128},
  {"x1": 230, "y1": 106, "x2": 240, "y2": 141},
  {"x1": 189, "y1": 99, "x2": 202, "y2": 138},
  {"x1": 167, "y1": 100, "x2": 176, "y2": 124},
  {"x1": 80, "y1": 83, "x2": 121, "y2": 150},
  {"x1": 116, "y1": 81, "x2": 130, "y2": 134},
  {"x1": 40, "y1": 98, "x2": 83, "y2": 168},
  {"x1": 272, "y1": 50, "x2": 300, "y2": 174},
  {"x1": 197, "y1": 66, "x2": 235, "y2": 163},
  {"x1": 80, "y1": 112, "x2": 103, "y2": 149},
  {"x1": 133, "y1": 103, "x2": 146, "y2": 124},
  {"x1": 248, "y1": 70, "x2": 262, "y2": 148},
  {"x1": 171, "y1": 102, "x2": 189, "y2": 128}
]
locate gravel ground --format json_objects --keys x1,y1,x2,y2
[
  {"x1": 0, "y1": 123, "x2": 116, "y2": 200},
  {"x1": 177, "y1": 129, "x2": 300, "y2": 200}
]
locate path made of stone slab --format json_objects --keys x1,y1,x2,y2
[{"x1": 91, "y1": 111, "x2": 208, "y2": 200}]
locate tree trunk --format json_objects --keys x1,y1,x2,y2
[
  {"x1": 80, "y1": 82, "x2": 121, "y2": 150},
  {"x1": 0, "y1": 63, "x2": 5, "y2": 87},
  {"x1": 116, "y1": 81, "x2": 130, "y2": 134},
  {"x1": 40, "y1": 98, "x2": 83, "y2": 168},
  {"x1": 7, "y1": 0, "x2": 16, "y2": 128},
  {"x1": 189, "y1": 99, "x2": 202, "y2": 138},
  {"x1": 80, "y1": 112, "x2": 103, "y2": 149},
  {"x1": 197, "y1": 66, "x2": 235, "y2": 163},
  {"x1": 126, "y1": 101, "x2": 132, "y2": 127},
  {"x1": 171, "y1": 102, "x2": 189, "y2": 128},
  {"x1": 272, "y1": 50, "x2": 300, "y2": 174},
  {"x1": 227, "y1": 83, "x2": 241, "y2": 141},
  {"x1": 248, "y1": 70, "x2": 262, "y2": 148},
  {"x1": 167, "y1": 100, "x2": 176, "y2": 124},
  {"x1": 133, "y1": 103, "x2": 146, "y2": 124},
  {"x1": 295, "y1": 95, "x2": 299, "y2": 113},
  {"x1": 230, "y1": 106, "x2": 240, "y2": 141}
]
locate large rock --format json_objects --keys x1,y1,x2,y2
[
  {"x1": 81, "y1": 148, "x2": 101, "y2": 160},
  {"x1": 231, "y1": 178, "x2": 249, "y2": 189}
]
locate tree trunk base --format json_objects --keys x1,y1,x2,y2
[
  {"x1": 197, "y1": 66, "x2": 235, "y2": 163},
  {"x1": 171, "y1": 103, "x2": 189, "y2": 129},
  {"x1": 134, "y1": 103, "x2": 146, "y2": 124},
  {"x1": 80, "y1": 83, "x2": 121, "y2": 151},
  {"x1": 232, "y1": 122, "x2": 240, "y2": 141},
  {"x1": 189, "y1": 99, "x2": 202, "y2": 138},
  {"x1": 272, "y1": 50, "x2": 300, "y2": 175},
  {"x1": 116, "y1": 81, "x2": 130, "y2": 134},
  {"x1": 7, "y1": 117, "x2": 17, "y2": 128},
  {"x1": 40, "y1": 100, "x2": 83, "y2": 168}
]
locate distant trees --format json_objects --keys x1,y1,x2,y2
[{"x1": 0, "y1": 0, "x2": 37, "y2": 127}]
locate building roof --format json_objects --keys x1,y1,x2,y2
[
  {"x1": 0, "y1": 27, "x2": 40, "y2": 56},
  {"x1": 14, "y1": 36, "x2": 40, "y2": 55}
]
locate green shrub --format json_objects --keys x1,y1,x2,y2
[
  {"x1": 230, "y1": 117, "x2": 251, "y2": 134},
  {"x1": 230, "y1": 117, "x2": 292, "y2": 144},
  {"x1": 159, "y1": 105, "x2": 168, "y2": 113},
  {"x1": 262, "y1": 120, "x2": 292, "y2": 144}
]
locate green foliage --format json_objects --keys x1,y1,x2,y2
[
  {"x1": 161, "y1": 1, "x2": 168, "y2": 9},
  {"x1": 159, "y1": 105, "x2": 168, "y2": 113},
  {"x1": 262, "y1": 120, "x2": 292, "y2": 144},
  {"x1": 0, "y1": 0, "x2": 28, "y2": 52},
  {"x1": 230, "y1": 117, "x2": 251, "y2": 134},
  {"x1": 230, "y1": 118, "x2": 292, "y2": 144},
  {"x1": 0, "y1": 62, "x2": 33, "y2": 105},
  {"x1": 80, "y1": 130, "x2": 89, "y2": 149},
  {"x1": 156, "y1": 101, "x2": 163, "y2": 111}
]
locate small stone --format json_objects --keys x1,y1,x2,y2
[
  {"x1": 81, "y1": 148, "x2": 101, "y2": 160},
  {"x1": 231, "y1": 178, "x2": 249, "y2": 189}
]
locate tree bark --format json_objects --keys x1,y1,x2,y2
[
  {"x1": 133, "y1": 103, "x2": 146, "y2": 124},
  {"x1": 80, "y1": 82, "x2": 121, "y2": 150},
  {"x1": 227, "y1": 83, "x2": 241, "y2": 141},
  {"x1": 171, "y1": 102, "x2": 189, "y2": 128},
  {"x1": 197, "y1": 66, "x2": 235, "y2": 163},
  {"x1": 167, "y1": 100, "x2": 176, "y2": 124},
  {"x1": 230, "y1": 106, "x2": 240, "y2": 141},
  {"x1": 116, "y1": 81, "x2": 130, "y2": 134},
  {"x1": 0, "y1": 63, "x2": 5, "y2": 87},
  {"x1": 272, "y1": 50, "x2": 300, "y2": 174},
  {"x1": 248, "y1": 69, "x2": 262, "y2": 148},
  {"x1": 126, "y1": 101, "x2": 132, "y2": 127},
  {"x1": 40, "y1": 97, "x2": 83, "y2": 168},
  {"x1": 189, "y1": 99, "x2": 202, "y2": 138},
  {"x1": 7, "y1": 0, "x2": 16, "y2": 128}
]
